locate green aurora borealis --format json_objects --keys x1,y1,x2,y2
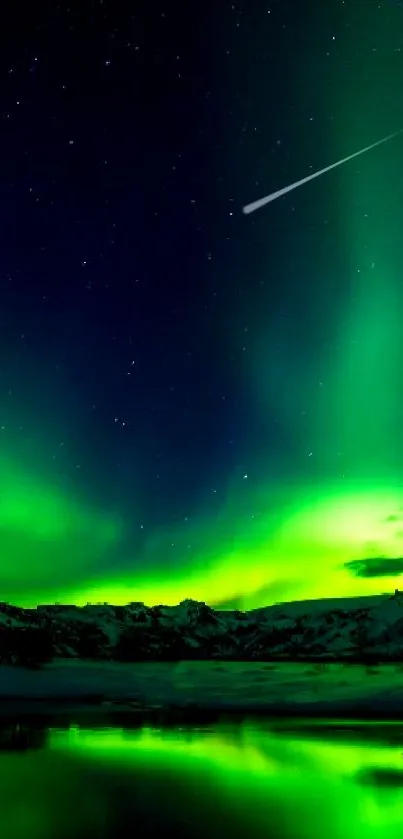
[
  {"x1": 5, "y1": 126, "x2": 403, "y2": 610},
  {"x1": 5, "y1": 120, "x2": 403, "y2": 611},
  {"x1": 3, "y1": 5, "x2": 403, "y2": 611},
  {"x1": 4, "y1": 455, "x2": 403, "y2": 609}
]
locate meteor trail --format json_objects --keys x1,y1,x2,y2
[{"x1": 242, "y1": 128, "x2": 403, "y2": 215}]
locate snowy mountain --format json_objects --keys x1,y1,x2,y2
[{"x1": 2, "y1": 591, "x2": 403, "y2": 666}]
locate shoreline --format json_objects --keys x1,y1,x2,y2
[
  {"x1": 1, "y1": 659, "x2": 403, "y2": 720},
  {"x1": 2, "y1": 700, "x2": 403, "y2": 722}
]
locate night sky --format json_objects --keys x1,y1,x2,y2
[{"x1": 3, "y1": 0, "x2": 403, "y2": 609}]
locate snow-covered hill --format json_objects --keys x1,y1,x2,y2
[{"x1": 2, "y1": 591, "x2": 403, "y2": 666}]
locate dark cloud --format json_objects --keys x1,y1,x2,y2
[
  {"x1": 344, "y1": 557, "x2": 403, "y2": 578},
  {"x1": 213, "y1": 579, "x2": 303, "y2": 611},
  {"x1": 357, "y1": 768, "x2": 403, "y2": 789}
]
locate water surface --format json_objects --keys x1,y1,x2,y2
[{"x1": 2, "y1": 717, "x2": 403, "y2": 838}]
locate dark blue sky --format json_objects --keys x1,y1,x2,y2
[{"x1": 3, "y1": 0, "x2": 403, "y2": 607}]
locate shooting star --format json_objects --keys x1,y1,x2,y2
[{"x1": 242, "y1": 128, "x2": 403, "y2": 215}]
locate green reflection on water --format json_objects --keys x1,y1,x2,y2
[{"x1": 2, "y1": 720, "x2": 403, "y2": 839}]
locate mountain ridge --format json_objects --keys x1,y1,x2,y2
[{"x1": 2, "y1": 591, "x2": 403, "y2": 667}]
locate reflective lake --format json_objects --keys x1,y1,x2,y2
[{"x1": 2, "y1": 718, "x2": 403, "y2": 839}]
